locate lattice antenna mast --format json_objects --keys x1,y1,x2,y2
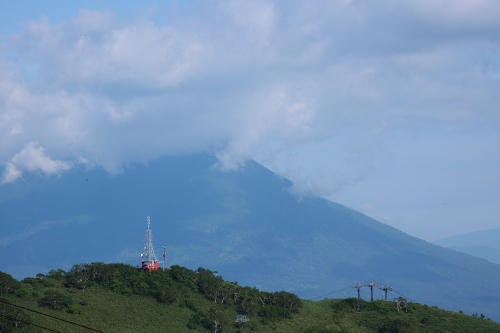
[
  {"x1": 364, "y1": 282, "x2": 378, "y2": 301},
  {"x1": 352, "y1": 283, "x2": 366, "y2": 312},
  {"x1": 141, "y1": 216, "x2": 159, "y2": 272},
  {"x1": 378, "y1": 285, "x2": 393, "y2": 301},
  {"x1": 144, "y1": 216, "x2": 157, "y2": 261}
]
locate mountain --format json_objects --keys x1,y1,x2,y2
[
  {"x1": 433, "y1": 228, "x2": 500, "y2": 265},
  {"x1": 1, "y1": 154, "x2": 500, "y2": 321}
]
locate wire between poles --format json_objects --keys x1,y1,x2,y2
[
  {"x1": 0, "y1": 299, "x2": 106, "y2": 333},
  {"x1": 392, "y1": 289, "x2": 413, "y2": 303},
  {"x1": 0, "y1": 313, "x2": 63, "y2": 333},
  {"x1": 310, "y1": 286, "x2": 353, "y2": 300}
]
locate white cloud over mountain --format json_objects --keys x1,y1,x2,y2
[
  {"x1": 0, "y1": 0, "x2": 499, "y2": 238},
  {"x1": 1, "y1": 141, "x2": 71, "y2": 183}
]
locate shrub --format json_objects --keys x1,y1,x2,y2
[
  {"x1": 66, "y1": 304, "x2": 77, "y2": 314},
  {"x1": 259, "y1": 304, "x2": 293, "y2": 321},
  {"x1": 38, "y1": 290, "x2": 72, "y2": 310},
  {"x1": 21, "y1": 277, "x2": 39, "y2": 285},
  {"x1": 16, "y1": 288, "x2": 30, "y2": 298},
  {"x1": 109, "y1": 280, "x2": 132, "y2": 294},
  {"x1": 187, "y1": 312, "x2": 212, "y2": 330},
  {"x1": 0, "y1": 272, "x2": 20, "y2": 295},
  {"x1": 41, "y1": 278, "x2": 58, "y2": 288},
  {"x1": 46, "y1": 269, "x2": 66, "y2": 280},
  {"x1": 184, "y1": 300, "x2": 198, "y2": 312},
  {"x1": 378, "y1": 318, "x2": 414, "y2": 333},
  {"x1": 305, "y1": 328, "x2": 347, "y2": 333},
  {"x1": 155, "y1": 288, "x2": 177, "y2": 304}
]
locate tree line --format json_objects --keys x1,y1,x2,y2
[{"x1": 17, "y1": 263, "x2": 302, "y2": 331}]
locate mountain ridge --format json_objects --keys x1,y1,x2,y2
[{"x1": 433, "y1": 228, "x2": 500, "y2": 264}]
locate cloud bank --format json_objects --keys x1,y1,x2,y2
[
  {"x1": 1, "y1": 0, "x2": 499, "y2": 187},
  {"x1": 1, "y1": 141, "x2": 71, "y2": 184}
]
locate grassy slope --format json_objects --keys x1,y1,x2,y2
[
  {"x1": 3, "y1": 285, "x2": 500, "y2": 333},
  {"x1": 8, "y1": 287, "x2": 197, "y2": 333}
]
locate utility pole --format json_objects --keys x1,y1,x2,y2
[
  {"x1": 352, "y1": 283, "x2": 365, "y2": 312},
  {"x1": 235, "y1": 315, "x2": 249, "y2": 333},
  {"x1": 162, "y1": 244, "x2": 167, "y2": 270},
  {"x1": 378, "y1": 285, "x2": 393, "y2": 301},
  {"x1": 364, "y1": 282, "x2": 377, "y2": 301}
]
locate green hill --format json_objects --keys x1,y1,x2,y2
[{"x1": 1, "y1": 264, "x2": 499, "y2": 333}]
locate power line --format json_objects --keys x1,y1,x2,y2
[
  {"x1": 309, "y1": 285, "x2": 353, "y2": 300},
  {"x1": 0, "y1": 313, "x2": 63, "y2": 333},
  {"x1": 0, "y1": 299, "x2": 106, "y2": 333},
  {"x1": 392, "y1": 289, "x2": 413, "y2": 303}
]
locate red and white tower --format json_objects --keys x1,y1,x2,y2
[{"x1": 141, "y1": 216, "x2": 159, "y2": 272}]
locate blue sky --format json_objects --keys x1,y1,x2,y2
[{"x1": 1, "y1": 0, "x2": 499, "y2": 241}]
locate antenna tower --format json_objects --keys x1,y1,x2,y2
[
  {"x1": 141, "y1": 216, "x2": 159, "y2": 272},
  {"x1": 364, "y1": 282, "x2": 377, "y2": 301},
  {"x1": 378, "y1": 285, "x2": 393, "y2": 301}
]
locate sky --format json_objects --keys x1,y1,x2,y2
[{"x1": 1, "y1": 0, "x2": 499, "y2": 241}]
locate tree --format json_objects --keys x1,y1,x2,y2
[
  {"x1": 64, "y1": 264, "x2": 91, "y2": 290},
  {"x1": 0, "y1": 272, "x2": 20, "y2": 295},
  {"x1": 38, "y1": 290, "x2": 72, "y2": 310},
  {"x1": 46, "y1": 269, "x2": 66, "y2": 280},
  {"x1": 155, "y1": 287, "x2": 177, "y2": 304}
]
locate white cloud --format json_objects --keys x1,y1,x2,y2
[
  {"x1": 1, "y1": 163, "x2": 22, "y2": 184},
  {"x1": 0, "y1": 0, "x2": 498, "y2": 196},
  {"x1": 1, "y1": 142, "x2": 71, "y2": 184},
  {"x1": 406, "y1": 0, "x2": 500, "y2": 27}
]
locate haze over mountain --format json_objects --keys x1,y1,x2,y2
[
  {"x1": 1, "y1": 154, "x2": 500, "y2": 321},
  {"x1": 434, "y1": 229, "x2": 500, "y2": 265}
]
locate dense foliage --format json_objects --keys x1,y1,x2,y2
[
  {"x1": 2, "y1": 266, "x2": 500, "y2": 332},
  {"x1": 19, "y1": 263, "x2": 302, "y2": 332},
  {"x1": 325, "y1": 298, "x2": 498, "y2": 333},
  {"x1": 0, "y1": 271, "x2": 21, "y2": 296}
]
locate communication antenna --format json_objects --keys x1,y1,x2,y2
[
  {"x1": 140, "y1": 216, "x2": 159, "y2": 272},
  {"x1": 378, "y1": 285, "x2": 393, "y2": 301},
  {"x1": 235, "y1": 315, "x2": 249, "y2": 333},
  {"x1": 162, "y1": 244, "x2": 167, "y2": 270},
  {"x1": 364, "y1": 282, "x2": 377, "y2": 301},
  {"x1": 352, "y1": 283, "x2": 366, "y2": 312}
]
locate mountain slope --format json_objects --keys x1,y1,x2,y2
[
  {"x1": 433, "y1": 229, "x2": 500, "y2": 264},
  {"x1": 1, "y1": 154, "x2": 500, "y2": 320}
]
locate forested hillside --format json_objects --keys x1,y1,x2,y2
[{"x1": 1, "y1": 264, "x2": 499, "y2": 333}]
